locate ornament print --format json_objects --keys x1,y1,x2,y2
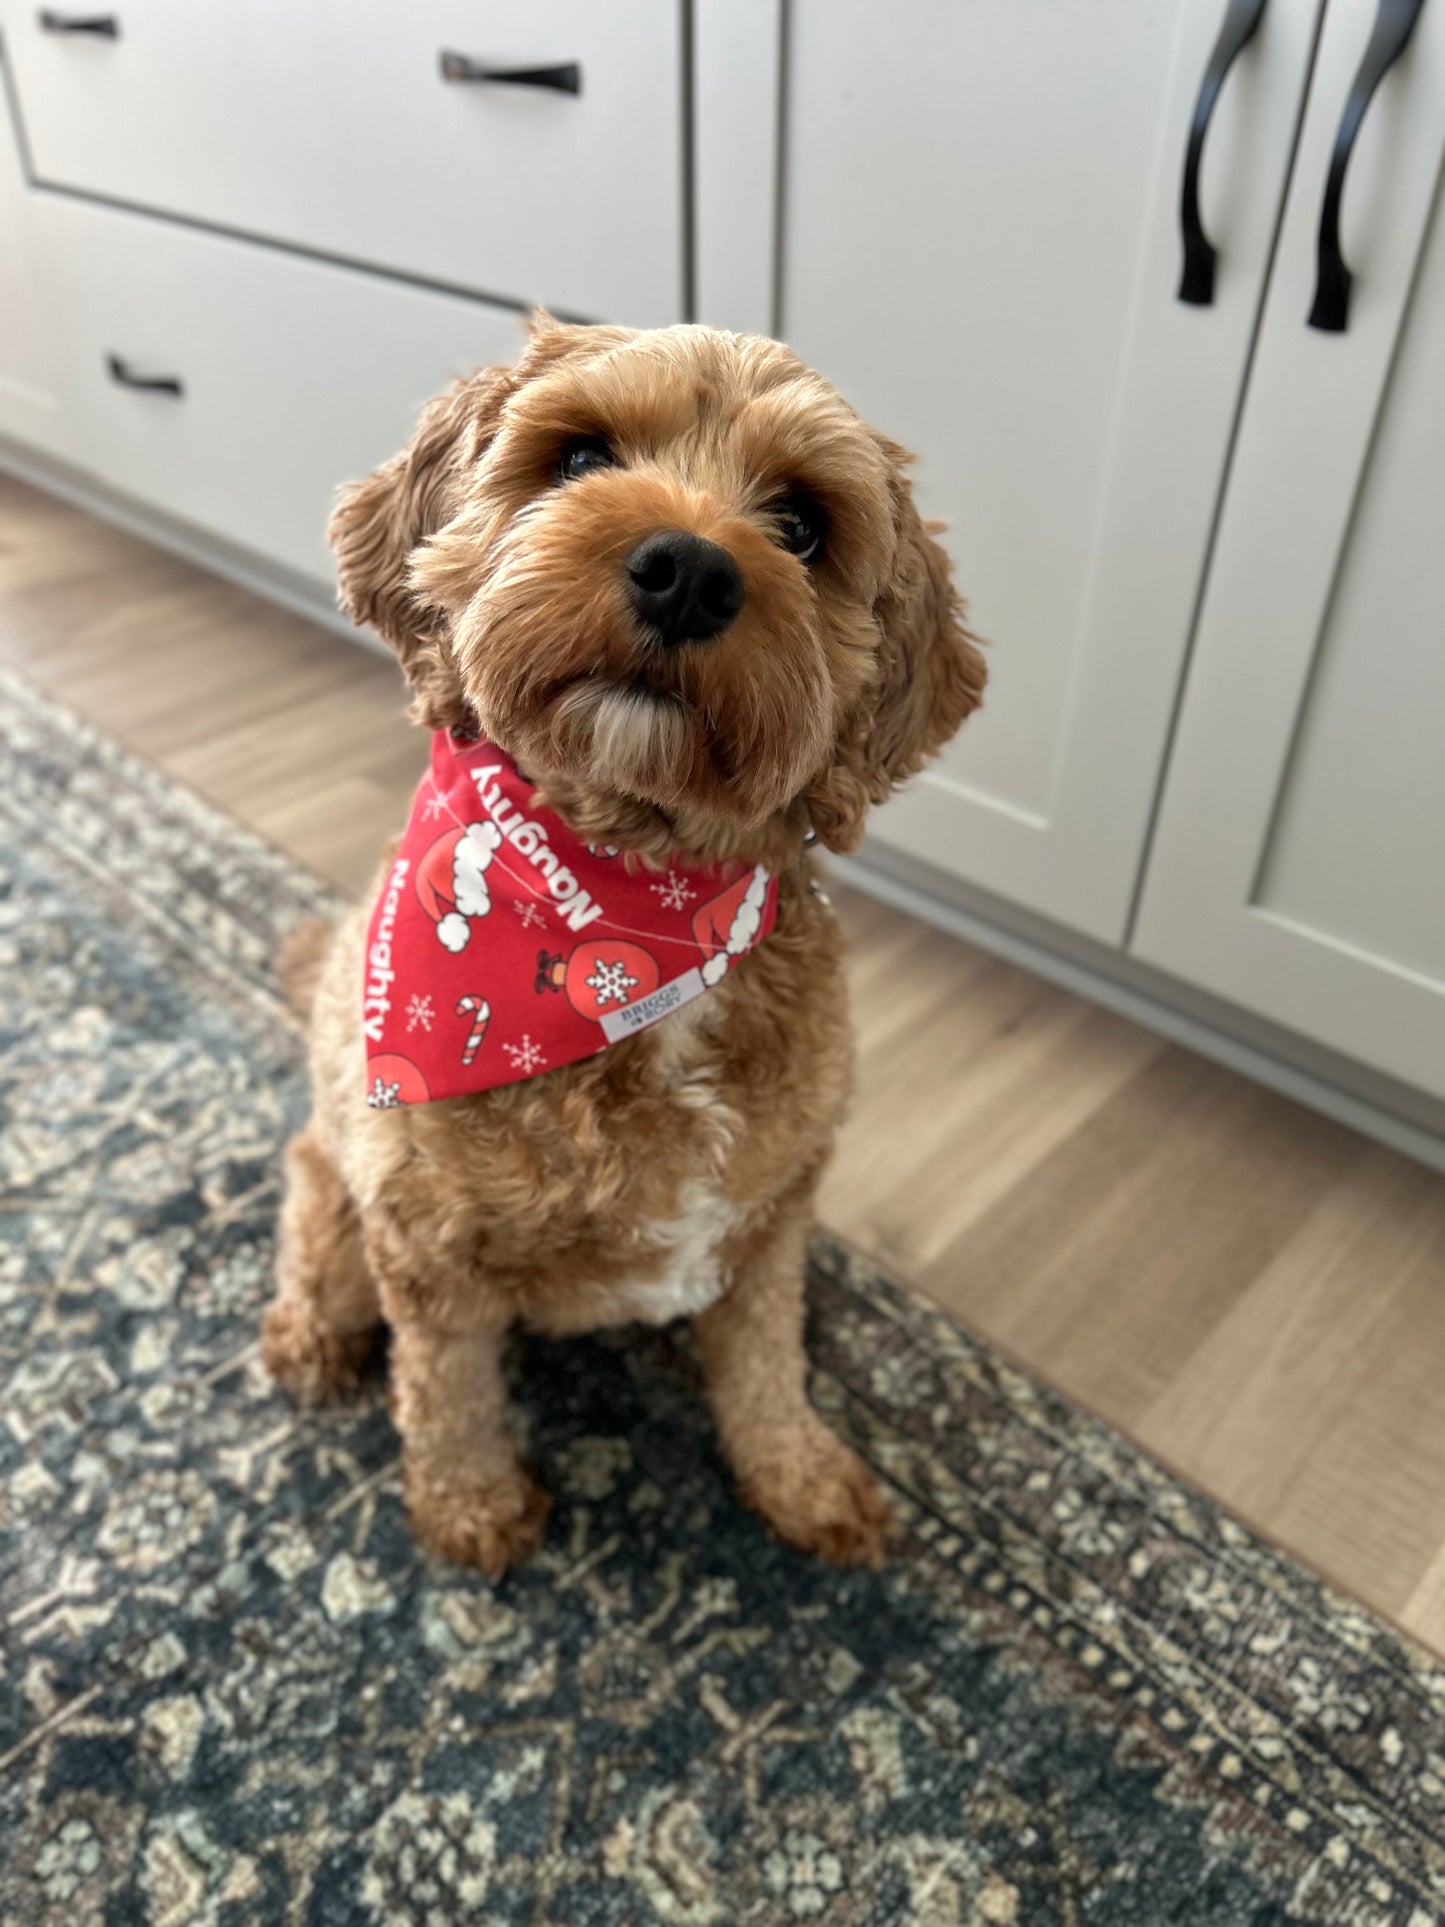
[{"x1": 536, "y1": 941, "x2": 663, "y2": 1024}]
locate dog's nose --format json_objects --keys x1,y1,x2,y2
[{"x1": 625, "y1": 531, "x2": 745, "y2": 646}]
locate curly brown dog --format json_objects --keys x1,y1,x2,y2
[{"x1": 261, "y1": 317, "x2": 984, "y2": 1578}]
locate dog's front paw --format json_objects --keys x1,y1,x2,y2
[
  {"x1": 738, "y1": 1424, "x2": 891, "y2": 1569},
  {"x1": 262, "y1": 1299, "x2": 380, "y2": 1402},
  {"x1": 404, "y1": 1466, "x2": 552, "y2": 1578}
]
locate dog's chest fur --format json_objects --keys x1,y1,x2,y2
[
  {"x1": 600, "y1": 1003, "x2": 742, "y2": 1325},
  {"x1": 618, "y1": 1178, "x2": 739, "y2": 1323}
]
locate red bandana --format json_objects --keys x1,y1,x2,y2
[{"x1": 362, "y1": 730, "x2": 780, "y2": 1106}]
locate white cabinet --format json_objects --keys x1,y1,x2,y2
[
  {"x1": 0, "y1": 0, "x2": 1441, "y2": 1121},
  {"x1": 1133, "y1": 0, "x2": 1445, "y2": 1099},
  {"x1": 779, "y1": 0, "x2": 1324, "y2": 943},
  {"x1": 777, "y1": 0, "x2": 1444, "y2": 1117},
  {"x1": 0, "y1": 0, "x2": 684, "y2": 327}
]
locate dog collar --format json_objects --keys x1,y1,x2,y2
[{"x1": 361, "y1": 730, "x2": 780, "y2": 1107}]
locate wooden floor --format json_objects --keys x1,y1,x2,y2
[{"x1": 6, "y1": 470, "x2": 1445, "y2": 1651}]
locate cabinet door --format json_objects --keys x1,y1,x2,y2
[
  {"x1": 1134, "y1": 0, "x2": 1445, "y2": 1098},
  {"x1": 780, "y1": 0, "x2": 1322, "y2": 941}
]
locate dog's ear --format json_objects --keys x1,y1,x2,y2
[
  {"x1": 805, "y1": 440, "x2": 986, "y2": 852},
  {"x1": 330, "y1": 314, "x2": 624, "y2": 728},
  {"x1": 329, "y1": 370, "x2": 509, "y2": 729}
]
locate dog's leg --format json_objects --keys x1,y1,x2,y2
[
  {"x1": 263, "y1": 1128, "x2": 382, "y2": 1398},
  {"x1": 385, "y1": 1317, "x2": 549, "y2": 1579},
  {"x1": 363, "y1": 1223, "x2": 549, "y2": 1577},
  {"x1": 696, "y1": 1182, "x2": 890, "y2": 1568}
]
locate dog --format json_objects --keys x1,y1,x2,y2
[{"x1": 261, "y1": 317, "x2": 985, "y2": 1577}]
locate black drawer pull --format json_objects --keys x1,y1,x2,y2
[
  {"x1": 438, "y1": 51, "x2": 581, "y2": 95},
  {"x1": 1306, "y1": 0, "x2": 1425, "y2": 333},
  {"x1": 107, "y1": 354, "x2": 183, "y2": 397},
  {"x1": 1178, "y1": 0, "x2": 1269, "y2": 306},
  {"x1": 38, "y1": 10, "x2": 119, "y2": 34}
]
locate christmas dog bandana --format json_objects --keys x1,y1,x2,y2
[{"x1": 362, "y1": 730, "x2": 780, "y2": 1107}]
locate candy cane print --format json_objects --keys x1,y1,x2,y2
[{"x1": 455, "y1": 995, "x2": 491, "y2": 1065}]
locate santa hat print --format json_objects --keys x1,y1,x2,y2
[
  {"x1": 693, "y1": 866, "x2": 770, "y2": 986},
  {"x1": 414, "y1": 820, "x2": 502, "y2": 953}
]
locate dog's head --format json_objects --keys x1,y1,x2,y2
[{"x1": 332, "y1": 318, "x2": 984, "y2": 858}]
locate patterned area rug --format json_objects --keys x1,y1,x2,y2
[{"x1": 3, "y1": 665, "x2": 1445, "y2": 1927}]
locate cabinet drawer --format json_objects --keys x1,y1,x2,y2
[
  {"x1": 36, "y1": 196, "x2": 529, "y2": 584},
  {"x1": 4, "y1": 0, "x2": 682, "y2": 327}
]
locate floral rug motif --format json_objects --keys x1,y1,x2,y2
[{"x1": 2, "y1": 663, "x2": 1445, "y2": 1927}]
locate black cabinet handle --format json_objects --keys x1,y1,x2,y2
[
  {"x1": 107, "y1": 354, "x2": 183, "y2": 397},
  {"x1": 438, "y1": 51, "x2": 581, "y2": 95},
  {"x1": 38, "y1": 10, "x2": 119, "y2": 34},
  {"x1": 1306, "y1": 0, "x2": 1425, "y2": 333},
  {"x1": 1178, "y1": 0, "x2": 1269, "y2": 306}
]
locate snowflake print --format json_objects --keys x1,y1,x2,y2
[
  {"x1": 503, "y1": 1035, "x2": 546, "y2": 1075},
  {"x1": 405, "y1": 993, "x2": 435, "y2": 1033},
  {"x1": 585, "y1": 958, "x2": 640, "y2": 1007},
  {"x1": 421, "y1": 793, "x2": 447, "y2": 822},
  {"x1": 511, "y1": 897, "x2": 548, "y2": 932},
  {"x1": 366, "y1": 1076, "x2": 402, "y2": 1110},
  {"x1": 651, "y1": 869, "x2": 696, "y2": 912}
]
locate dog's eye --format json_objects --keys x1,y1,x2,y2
[
  {"x1": 557, "y1": 436, "x2": 617, "y2": 483},
  {"x1": 772, "y1": 492, "x2": 826, "y2": 564}
]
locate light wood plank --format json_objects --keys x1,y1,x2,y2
[{"x1": 1139, "y1": 1148, "x2": 1445, "y2": 1621}]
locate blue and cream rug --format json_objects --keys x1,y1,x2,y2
[{"x1": 2, "y1": 665, "x2": 1444, "y2": 1926}]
